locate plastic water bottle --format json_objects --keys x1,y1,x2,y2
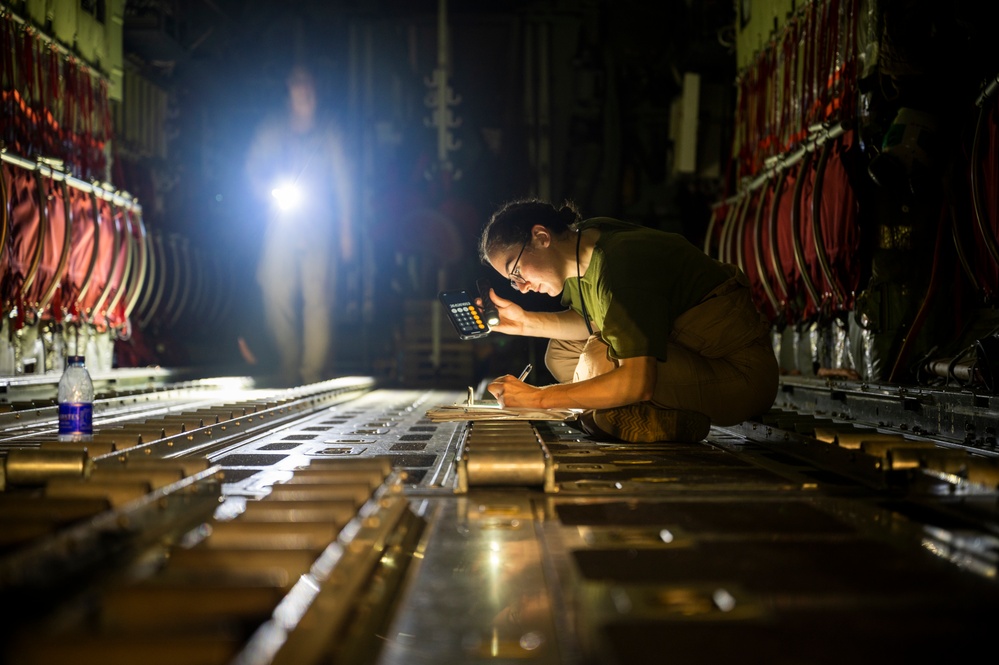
[{"x1": 58, "y1": 355, "x2": 94, "y2": 442}]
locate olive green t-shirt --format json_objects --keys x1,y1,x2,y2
[{"x1": 560, "y1": 218, "x2": 733, "y2": 361}]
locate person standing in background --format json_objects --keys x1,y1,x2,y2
[{"x1": 245, "y1": 65, "x2": 354, "y2": 386}]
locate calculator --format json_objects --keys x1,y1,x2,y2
[{"x1": 438, "y1": 290, "x2": 491, "y2": 340}]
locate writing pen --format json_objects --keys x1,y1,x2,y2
[{"x1": 517, "y1": 363, "x2": 532, "y2": 382}]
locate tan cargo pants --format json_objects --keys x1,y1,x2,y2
[
  {"x1": 545, "y1": 270, "x2": 778, "y2": 426},
  {"x1": 257, "y1": 222, "x2": 336, "y2": 386}
]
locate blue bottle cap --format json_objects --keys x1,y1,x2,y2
[{"x1": 67, "y1": 355, "x2": 86, "y2": 365}]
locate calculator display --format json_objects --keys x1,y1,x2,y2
[{"x1": 438, "y1": 290, "x2": 491, "y2": 340}]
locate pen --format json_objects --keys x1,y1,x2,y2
[{"x1": 517, "y1": 364, "x2": 532, "y2": 382}]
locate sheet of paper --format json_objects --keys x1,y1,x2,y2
[{"x1": 425, "y1": 402, "x2": 580, "y2": 422}]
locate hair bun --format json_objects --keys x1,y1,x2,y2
[{"x1": 557, "y1": 201, "x2": 580, "y2": 225}]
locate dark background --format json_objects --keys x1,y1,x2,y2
[{"x1": 116, "y1": 0, "x2": 738, "y2": 383}]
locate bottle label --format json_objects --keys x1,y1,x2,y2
[{"x1": 59, "y1": 403, "x2": 93, "y2": 436}]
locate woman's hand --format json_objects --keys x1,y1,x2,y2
[
  {"x1": 479, "y1": 288, "x2": 590, "y2": 340},
  {"x1": 489, "y1": 356, "x2": 658, "y2": 410},
  {"x1": 487, "y1": 374, "x2": 539, "y2": 408},
  {"x1": 478, "y1": 288, "x2": 528, "y2": 335}
]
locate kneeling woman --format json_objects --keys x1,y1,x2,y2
[{"x1": 479, "y1": 198, "x2": 779, "y2": 443}]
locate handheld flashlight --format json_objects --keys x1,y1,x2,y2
[
  {"x1": 477, "y1": 278, "x2": 500, "y2": 327},
  {"x1": 271, "y1": 182, "x2": 302, "y2": 211}
]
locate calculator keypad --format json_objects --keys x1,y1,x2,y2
[{"x1": 450, "y1": 303, "x2": 486, "y2": 333}]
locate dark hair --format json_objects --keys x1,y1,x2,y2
[{"x1": 478, "y1": 198, "x2": 582, "y2": 264}]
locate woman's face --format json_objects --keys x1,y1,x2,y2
[{"x1": 488, "y1": 227, "x2": 565, "y2": 297}]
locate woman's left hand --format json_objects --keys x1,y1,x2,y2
[{"x1": 487, "y1": 375, "x2": 538, "y2": 408}]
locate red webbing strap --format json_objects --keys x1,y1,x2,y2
[
  {"x1": 63, "y1": 58, "x2": 76, "y2": 140},
  {"x1": 88, "y1": 197, "x2": 115, "y2": 320},
  {"x1": 10, "y1": 30, "x2": 27, "y2": 155},
  {"x1": 47, "y1": 44, "x2": 57, "y2": 112},
  {"x1": 1, "y1": 12, "x2": 14, "y2": 94},
  {"x1": 0, "y1": 165, "x2": 11, "y2": 319},
  {"x1": 754, "y1": 50, "x2": 766, "y2": 173},
  {"x1": 763, "y1": 46, "x2": 775, "y2": 169},
  {"x1": 767, "y1": 39, "x2": 781, "y2": 160},
  {"x1": 784, "y1": 16, "x2": 802, "y2": 148},
  {"x1": 794, "y1": 12, "x2": 806, "y2": 143},
  {"x1": 66, "y1": 60, "x2": 76, "y2": 136},
  {"x1": 790, "y1": 151, "x2": 819, "y2": 320},
  {"x1": 800, "y1": 1, "x2": 816, "y2": 130},
  {"x1": 813, "y1": 0, "x2": 826, "y2": 125},
  {"x1": 781, "y1": 19, "x2": 797, "y2": 150},
  {"x1": 66, "y1": 59, "x2": 82, "y2": 165},
  {"x1": 756, "y1": 48, "x2": 768, "y2": 169},
  {"x1": 26, "y1": 28, "x2": 40, "y2": 154},
  {"x1": 32, "y1": 175, "x2": 62, "y2": 319},
  {"x1": 839, "y1": 0, "x2": 861, "y2": 121},
  {"x1": 43, "y1": 181, "x2": 71, "y2": 321},
  {"x1": 64, "y1": 190, "x2": 80, "y2": 321},
  {"x1": 16, "y1": 25, "x2": 30, "y2": 154},
  {"x1": 20, "y1": 25, "x2": 33, "y2": 101},
  {"x1": 736, "y1": 58, "x2": 761, "y2": 181},
  {"x1": 42, "y1": 43, "x2": 57, "y2": 158},
  {"x1": 1, "y1": 13, "x2": 11, "y2": 88},
  {"x1": 8, "y1": 167, "x2": 41, "y2": 331},
  {"x1": 71, "y1": 62, "x2": 86, "y2": 176},
  {"x1": 767, "y1": 168, "x2": 792, "y2": 321},
  {"x1": 63, "y1": 187, "x2": 91, "y2": 321},
  {"x1": 105, "y1": 208, "x2": 131, "y2": 329},
  {"x1": 86, "y1": 73, "x2": 98, "y2": 177},
  {"x1": 777, "y1": 21, "x2": 790, "y2": 150},
  {"x1": 749, "y1": 185, "x2": 777, "y2": 321},
  {"x1": 814, "y1": 0, "x2": 830, "y2": 121},
  {"x1": 747, "y1": 55, "x2": 759, "y2": 175},
  {"x1": 731, "y1": 74, "x2": 745, "y2": 187},
  {"x1": 831, "y1": 0, "x2": 845, "y2": 118},
  {"x1": 1, "y1": 15, "x2": 13, "y2": 152},
  {"x1": 751, "y1": 54, "x2": 764, "y2": 174},
  {"x1": 106, "y1": 209, "x2": 133, "y2": 329},
  {"x1": 737, "y1": 188, "x2": 759, "y2": 277},
  {"x1": 97, "y1": 77, "x2": 111, "y2": 174},
  {"x1": 738, "y1": 63, "x2": 753, "y2": 178},
  {"x1": 101, "y1": 78, "x2": 111, "y2": 143},
  {"x1": 825, "y1": 0, "x2": 843, "y2": 121},
  {"x1": 799, "y1": 9, "x2": 811, "y2": 138},
  {"x1": 37, "y1": 37, "x2": 48, "y2": 155},
  {"x1": 775, "y1": 162, "x2": 802, "y2": 318},
  {"x1": 80, "y1": 67, "x2": 95, "y2": 178},
  {"x1": 83, "y1": 70, "x2": 94, "y2": 176},
  {"x1": 812, "y1": 0, "x2": 825, "y2": 124}
]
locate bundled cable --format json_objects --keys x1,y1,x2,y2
[{"x1": 0, "y1": 11, "x2": 112, "y2": 181}]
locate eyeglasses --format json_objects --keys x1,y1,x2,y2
[{"x1": 508, "y1": 239, "x2": 528, "y2": 288}]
